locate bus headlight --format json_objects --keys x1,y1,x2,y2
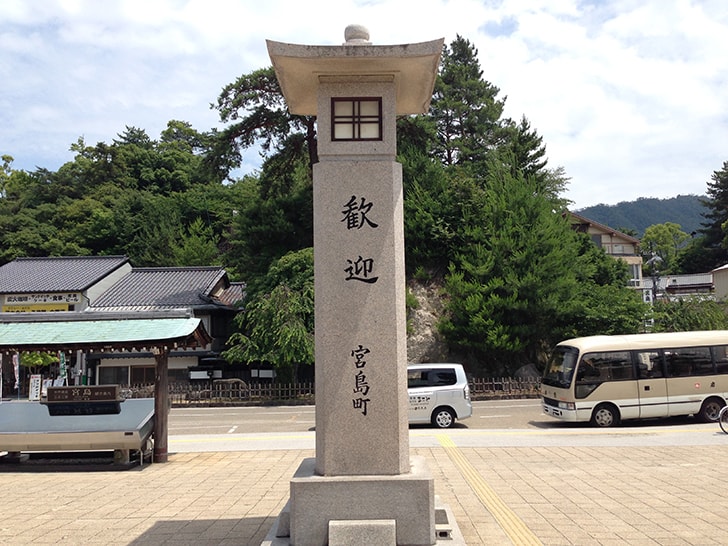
[{"x1": 558, "y1": 401, "x2": 575, "y2": 411}]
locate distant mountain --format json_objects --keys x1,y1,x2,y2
[{"x1": 576, "y1": 195, "x2": 706, "y2": 238}]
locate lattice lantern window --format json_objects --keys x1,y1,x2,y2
[{"x1": 331, "y1": 97, "x2": 382, "y2": 141}]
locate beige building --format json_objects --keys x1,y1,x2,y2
[
  {"x1": 712, "y1": 263, "x2": 728, "y2": 300},
  {"x1": 568, "y1": 211, "x2": 643, "y2": 289}
]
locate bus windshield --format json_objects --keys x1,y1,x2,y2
[{"x1": 542, "y1": 346, "x2": 579, "y2": 388}]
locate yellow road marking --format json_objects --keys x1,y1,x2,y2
[{"x1": 437, "y1": 434, "x2": 542, "y2": 546}]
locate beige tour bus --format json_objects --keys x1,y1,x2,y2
[{"x1": 541, "y1": 331, "x2": 728, "y2": 427}]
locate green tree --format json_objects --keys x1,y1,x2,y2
[
  {"x1": 110, "y1": 125, "x2": 207, "y2": 193},
  {"x1": 438, "y1": 159, "x2": 580, "y2": 374},
  {"x1": 0, "y1": 121, "x2": 232, "y2": 267},
  {"x1": 0, "y1": 154, "x2": 13, "y2": 198},
  {"x1": 651, "y1": 298, "x2": 728, "y2": 332},
  {"x1": 506, "y1": 116, "x2": 570, "y2": 209},
  {"x1": 676, "y1": 235, "x2": 718, "y2": 274},
  {"x1": 430, "y1": 36, "x2": 507, "y2": 168},
  {"x1": 223, "y1": 248, "x2": 314, "y2": 383},
  {"x1": 694, "y1": 161, "x2": 728, "y2": 270},
  {"x1": 172, "y1": 217, "x2": 221, "y2": 266},
  {"x1": 112, "y1": 192, "x2": 183, "y2": 266},
  {"x1": 0, "y1": 158, "x2": 33, "y2": 204},
  {"x1": 211, "y1": 66, "x2": 318, "y2": 282},
  {"x1": 211, "y1": 67, "x2": 317, "y2": 182},
  {"x1": 641, "y1": 222, "x2": 690, "y2": 274},
  {"x1": 224, "y1": 152, "x2": 313, "y2": 282},
  {"x1": 565, "y1": 234, "x2": 649, "y2": 337},
  {"x1": 400, "y1": 144, "x2": 454, "y2": 275},
  {"x1": 507, "y1": 117, "x2": 548, "y2": 188},
  {"x1": 19, "y1": 352, "x2": 58, "y2": 375}
]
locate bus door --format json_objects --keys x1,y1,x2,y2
[{"x1": 635, "y1": 350, "x2": 668, "y2": 418}]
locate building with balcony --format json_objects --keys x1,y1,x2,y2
[{"x1": 567, "y1": 211, "x2": 643, "y2": 289}]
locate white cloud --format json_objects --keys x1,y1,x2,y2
[{"x1": 1, "y1": 0, "x2": 727, "y2": 208}]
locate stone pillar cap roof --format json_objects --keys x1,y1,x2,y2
[{"x1": 267, "y1": 27, "x2": 443, "y2": 116}]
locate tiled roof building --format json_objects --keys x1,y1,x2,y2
[
  {"x1": 91, "y1": 267, "x2": 230, "y2": 311},
  {"x1": 0, "y1": 256, "x2": 131, "y2": 312},
  {"x1": 0, "y1": 256, "x2": 243, "y2": 389},
  {"x1": 0, "y1": 255, "x2": 129, "y2": 294}
]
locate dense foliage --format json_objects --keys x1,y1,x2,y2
[
  {"x1": 0, "y1": 123, "x2": 238, "y2": 266},
  {"x1": 2, "y1": 36, "x2": 725, "y2": 376},
  {"x1": 223, "y1": 248, "x2": 314, "y2": 383},
  {"x1": 650, "y1": 298, "x2": 728, "y2": 332}
]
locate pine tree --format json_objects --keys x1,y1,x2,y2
[
  {"x1": 430, "y1": 36, "x2": 507, "y2": 168},
  {"x1": 694, "y1": 161, "x2": 728, "y2": 270}
]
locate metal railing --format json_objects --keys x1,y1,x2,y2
[
  {"x1": 121, "y1": 376, "x2": 540, "y2": 407},
  {"x1": 468, "y1": 377, "x2": 541, "y2": 400}
]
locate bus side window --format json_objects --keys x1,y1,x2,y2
[
  {"x1": 713, "y1": 346, "x2": 728, "y2": 374},
  {"x1": 636, "y1": 351, "x2": 663, "y2": 379},
  {"x1": 576, "y1": 357, "x2": 599, "y2": 382},
  {"x1": 665, "y1": 347, "x2": 713, "y2": 377},
  {"x1": 690, "y1": 347, "x2": 714, "y2": 375},
  {"x1": 665, "y1": 352, "x2": 689, "y2": 377},
  {"x1": 580, "y1": 351, "x2": 633, "y2": 382}
]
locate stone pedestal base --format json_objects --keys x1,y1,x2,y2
[{"x1": 262, "y1": 456, "x2": 465, "y2": 545}]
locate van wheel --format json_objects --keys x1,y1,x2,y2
[
  {"x1": 591, "y1": 403, "x2": 620, "y2": 427},
  {"x1": 698, "y1": 398, "x2": 724, "y2": 422},
  {"x1": 432, "y1": 407, "x2": 456, "y2": 428}
]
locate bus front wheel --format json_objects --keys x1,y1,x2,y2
[
  {"x1": 591, "y1": 404, "x2": 620, "y2": 427},
  {"x1": 698, "y1": 397, "x2": 724, "y2": 423}
]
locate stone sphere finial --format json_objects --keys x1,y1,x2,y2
[{"x1": 344, "y1": 24, "x2": 371, "y2": 45}]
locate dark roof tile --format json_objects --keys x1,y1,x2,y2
[
  {"x1": 0, "y1": 256, "x2": 129, "y2": 293},
  {"x1": 92, "y1": 267, "x2": 229, "y2": 309}
]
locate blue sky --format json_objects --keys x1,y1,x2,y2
[{"x1": 1, "y1": 0, "x2": 727, "y2": 210}]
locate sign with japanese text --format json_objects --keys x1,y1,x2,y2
[{"x1": 46, "y1": 385, "x2": 120, "y2": 403}]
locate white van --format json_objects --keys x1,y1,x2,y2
[{"x1": 407, "y1": 363, "x2": 472, "y2": 428}]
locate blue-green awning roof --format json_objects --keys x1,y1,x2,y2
[{"x1": 0, "y1": 316, "x2": 210, "y2": 352}]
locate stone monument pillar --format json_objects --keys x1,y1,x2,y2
[{"x1": 265, "y1": 26, "x2": 448, "y2": 546}]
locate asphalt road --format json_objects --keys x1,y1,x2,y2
[
  {"x1": 167, "y1": 398, "x2": 720, "y2": 434},
  {"x1": 167, "y1": 398, "x2": 728, "y2": 453},
  {"x1": 168, "y1": 399, "x2": 544, "y2": 435}
]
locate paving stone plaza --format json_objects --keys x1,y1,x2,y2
[{"x1": 2, "y1": 436, "x2": 728, "y2": 545}]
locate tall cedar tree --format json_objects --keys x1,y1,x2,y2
[{"x1": 439, "y1": 159, "x2": 580, "y2": 373}]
